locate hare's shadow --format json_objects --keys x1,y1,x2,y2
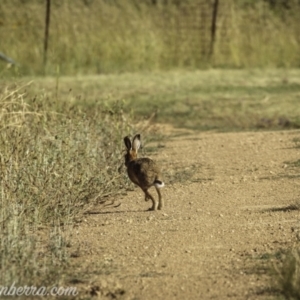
[{"x1": 85, "y1": 209, "x2": 150, "y2": 215}]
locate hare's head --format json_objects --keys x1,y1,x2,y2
[{"x1": 123, "y1": 134, "x2": 141, "y2": 167}]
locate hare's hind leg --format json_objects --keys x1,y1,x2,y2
[
  {"x1": 156, "y1": 187, "x2": 163, "y2": 210},
  {"x1": 144, "y1": 194, "x2": 150, "y2": 202},
  {"x1": 143, "y1": 189, "x2": 158, "y2": 211}
]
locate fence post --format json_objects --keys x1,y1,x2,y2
[
  {"x1": 44, "y1": 0, "x2": 51, "y2": 67},
  {"x1": 209, "y1": 0, "x2": 219, "y2": 57}
]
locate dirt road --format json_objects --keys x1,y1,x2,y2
[{"x1": 71, "y1": 129, "x2": 300, "y2": 300}]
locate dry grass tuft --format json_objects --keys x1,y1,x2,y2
[{"x1": 0, "y1": 82, "x2": 135, "y2": 286}]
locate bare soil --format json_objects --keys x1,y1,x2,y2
[{"x1": 70, "y1": 129, "x2": 300, "y2": 300}]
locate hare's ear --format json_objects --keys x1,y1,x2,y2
[
  {"x1": 132, "y1": 134, "x2": 141, "y2": 153},
  {"x1": 124, "y1": 136, "x2": 132, "y2": 150}
]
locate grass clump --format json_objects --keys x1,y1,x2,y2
[
  {"x1": 275, "y1": 247, "x2": 300, "y2": 299},
  {"x1": 0, "y1": 82, "x2": 134, "y2": 287}
]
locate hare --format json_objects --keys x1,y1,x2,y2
[{"x1": 124, "y1": 134, "x2": 164, "y2": 211}]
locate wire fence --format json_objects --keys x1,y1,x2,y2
[
  {"x1": 0, "y1": 0, "x2": 299, "y2": 75},
  {"x1": 164, "y1": 0, "x2": 231, "y2": 61}
]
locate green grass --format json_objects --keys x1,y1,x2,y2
[{"x1": 25, "y1": 69, "x2": 300, "y2": 131}]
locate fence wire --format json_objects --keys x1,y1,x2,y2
[{"x1": 0, "y1": 0, "x2": 299, "y2": 74}]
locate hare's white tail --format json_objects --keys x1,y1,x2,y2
[{"x1": 154, "y1": 180, "x2": 165, "y2": 188}]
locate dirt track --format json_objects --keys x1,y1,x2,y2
[{"x1": 71, "y1": 129, "x2": 300, "y2": 300}]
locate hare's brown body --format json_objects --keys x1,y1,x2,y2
[{"x1": 124, "y1": 134, "x2": 164, "y2": 211}]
